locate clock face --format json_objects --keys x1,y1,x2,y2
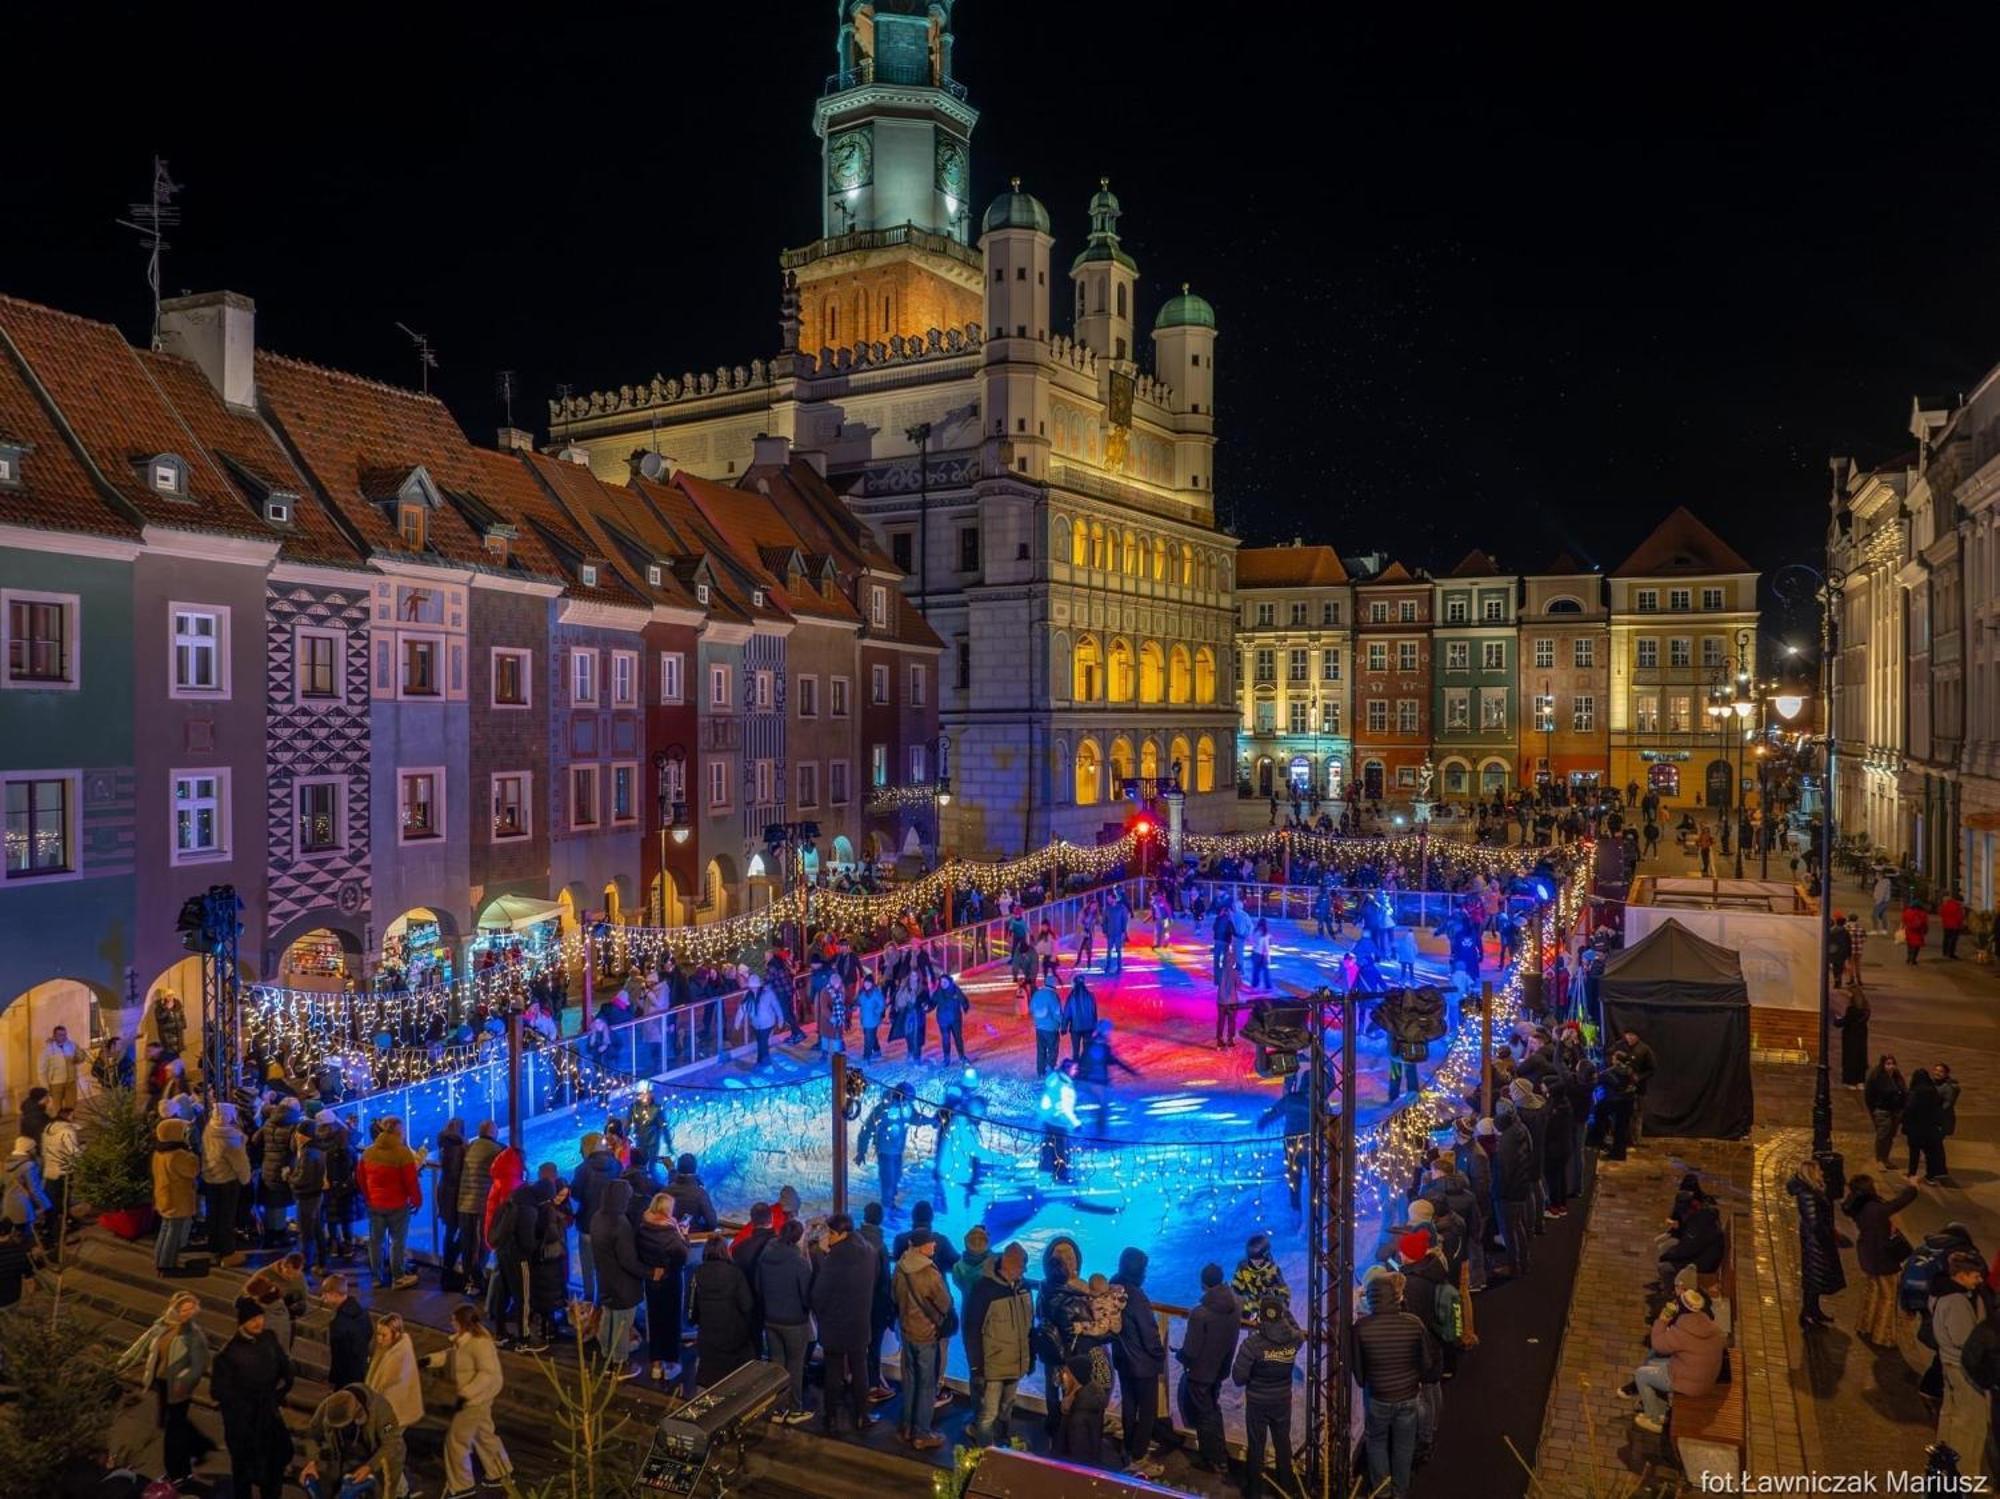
[
  {"x1": 828, "y1": 129, "x2": 872, "y2": 192},
  {"x1": 934, "y1": 133, "x2": 968, "y2": 200}
]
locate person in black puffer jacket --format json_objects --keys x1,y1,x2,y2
[
  {"x1": 687, "y1": 1236, "x2": 754, "y2": 1390},
  {"x1": 489, "y1": 1182, "x2": 541, "y2": 1347},
  {"x1": 256, "y1": 1104, "x2": 298, "y2": 1247},
  {"x1": 1495, "y1": 1108, "x2": 1538, "y2": 1277},
  {"x1": 1175, "y1": 1264, "x2": 1239, "y2": 1474},
  {"x1": 1110, "y1": 1247, "x2": 1167, "y2": 1471},
  {"x1": 436, "y1": 1120, "x2": 466, "y2": 1271},
  {"x1": 590, "y1": 1180, "x2": 646, "y2": 1376},
  {"x1": 809, "y1": 1213, "x2": 878, "y2": 1434},
  {"x1": 1350, "y1": 1275, "x2": 1436, "y2": 1498},
  {"x1": 758, "y1": 1221, "x2": 814, "y2": 1419},
  {"x1": 636, "y1": 1192, "x2": 690, "y2": 1380},
  {"x1": 1036, "y1": 1237, "x2": 1095, "y2": 1436},
  {"x1": 664, "y1": 1154, "x2": 717, "y2": 1233},
  {"x1": 526, "y1": 1181, "x2": 571, "y2": 1349},
  {"x1": 1657, "y1": 1186, "x2": 1727, "y2": 1295}
]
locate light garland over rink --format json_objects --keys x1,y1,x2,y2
[{"x1": 1182, "y1": 825, "x2": 1567, "y2": 882}]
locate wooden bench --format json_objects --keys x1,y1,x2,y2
[{"x1": 1673, "y1": 1212, "x2": 1746, "y2": 1482}]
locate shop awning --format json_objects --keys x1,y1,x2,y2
[{"x1": 476, "y1": 895, "x2": 565, "y2": 932}]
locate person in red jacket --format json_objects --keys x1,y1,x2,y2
[
  {"x1": 1900, "y1": 900, "x2": 1930, "y2": 966},
  {"x1": 1939, "y1": 891, "x2": 1967, "y2": 960},
  {"x1": 355, "y1": 1118, "x2": 424, "y2": 1290},
  {"x1": 484, "y1": 1144, "x2": 524, "y2": 1244}
]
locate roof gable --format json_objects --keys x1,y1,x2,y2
[
  {"x1": 1612, "y1": 506, "x2": 1754, "y2": 578},
  {"x1": 1235, "y1": 544, "x2": 1348, "y2": 588},
  {"x1": 1447, "y1": 547, "x2": 1501, "y2": 578},
  {"x1": 0, "y1": 294, "x2": 266, "y2": 539}
]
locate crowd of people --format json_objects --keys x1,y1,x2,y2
[{"x1": 2, "y1": 828, "x2": 1616, "y2": 1499}]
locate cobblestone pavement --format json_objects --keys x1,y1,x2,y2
[{"x1": 1538, "y1": 863, "x2": 2000, "y2": 1491}]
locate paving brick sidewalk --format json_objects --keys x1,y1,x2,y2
[{"x1": 1537, "y1": 866, "x2": 2000, "y2": 1491}]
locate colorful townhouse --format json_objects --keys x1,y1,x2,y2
[
  {"x1": 1430, "y1": 550, "x2": 1518, "y2": 801},
  {"x1": 1350, "y1": 563, "x2": 1433, "y2": 804},
  {"x1": 1518, "y1": 555, "x2": 1610, "y2": 794},
  {"x1": 1233, "y1": 543, "x2": 1352, "y2": 803}
]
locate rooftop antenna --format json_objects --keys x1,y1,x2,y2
[
  {"x1": 116, "y1": 156, "x2": 183, "y2": 350},
  {"x1": 496, "y1": 369, "x2": 517, "y2": 427},
  {"x1": 395, "y1": 322, "x2": 438, "y2": 394}
]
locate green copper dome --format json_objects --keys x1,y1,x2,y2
[
  {"x1": 1069, "y1": 175, "x2": 1137, "y2": 273},
  {"x1": 1154, "y1": 283, "x2": 1216, "y2": 330},
  {"x1": 983, "y1": 177, "x2": 1050, "y2": 234}
]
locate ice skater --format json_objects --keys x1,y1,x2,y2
[{"x1": 1075, "y1": 1020, "x2": 1139, "y2": 1138}]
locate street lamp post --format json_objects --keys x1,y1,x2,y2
[
  {"x1": 1776, "y1": 560, "x2": 1846, "y2": 1176},
  {"x1": 652, "y1": 746, "x2": 690, "y2": 927},
  {"x1": 930, "y1": 733, "x2": 954, "y2": 926},
  {"x1": 765, "y1": 820, "x2": 822, "y2": 957}
]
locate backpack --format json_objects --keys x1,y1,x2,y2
[
  {"x1": 1901, "y1": 1227, "x2": 1975, "y2": 1314},
  {"x1": 1430, "y1": 1281, "x2": 1464, "y2": 1346},
  {"x1": 1961, "y1": 1316, "x2": 2000, "y2": 1393}
]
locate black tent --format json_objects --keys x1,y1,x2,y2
[{"x1": 1600, "y1": 918, "x2": 1753, "y2": 1139}]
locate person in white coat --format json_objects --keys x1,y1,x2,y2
[
  {"x1": 366, "y1": 1313, "x2": 424, "y2": 1496},
  {"x1": 425, "y1": 1303, "x2": 511, "y2": 1497},
  {"x1": 40, "y1": 1026, "x2": 80, "y2": 1114}
]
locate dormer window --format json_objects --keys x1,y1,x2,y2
[
  {"x1": 0, "y1": 444, "x2": 22, "y2": 489},
  {"x1": 580, "y1": 564, "x2": 599, "y2": 588},
  {"x1": 264, "y1": 494, "x2": 293, "y2": 526},
  {"x1": 147, "y1": 454, "x2": 187, "y2": 497},
  {"x1": 485, "y1": 533, "x2": 509, "y2": 564},
  {"x1": 647, "y1": 564, "x2": 663, "y2": 588},
  {"x1": 752, "y1": 588, "x2": 766, "y2": 608},
  {"x1": 397, "y1": 503, "x2": 426, "y2": 552},
  {"x1": 696, "y1": 583, "x2": 711, "y2": 605}
]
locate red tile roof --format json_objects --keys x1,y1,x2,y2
[
  {"x1": 1612, "y1": 506, "x2": 1754, "y2": 578},
  {"x1": 1447, "y1": 547, "x2": 1502, "y2": 578},
  {"x1": 256, "y1": 352, "x2": 564, "y2": 581},
  {"x1": 630, "y1": 474, "x2": 785, "y2": 626},
  {"x1": 468, "y1": 450, "x2": 644, "y2": 608},
  {"x1": 520, "y1": 452, "x2": 707, "y2": 613},
  {"x1": 0, "y1": 316, "x2": 137, "y2": 541},
  {"x1": 1358, "y1": 560, "x2": 1415, "y2": 584},
  {"x1": 137, "y1": 350, "x2": 364, "y2": 567},
  {"x1": 1236, "y1": 544, "x2": 1348, "y2": 588},
  {"x1": 0, "y1": 295, "x2": 268, "y2": 540},
  {"x1": 673, "y1": 469, "x2": 860, "y2": 625},
  {"x1": 757, "y1": 461, "x2": 941, "y2": 650}
]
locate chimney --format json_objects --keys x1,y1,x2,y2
[
  {"x1": 556, "y1": 443, "x2": 592, "y2": 468},
  {"x1": 751, "y1": 432, "x2": 791, "y2": 468},
  {"x1": 795, "y1": 447, "x2": 828, "y2": 478},
  {"x1": 496, "y1": 426, "x2": 537, "y2": 453},
  {"x1": 159, "y1": 291, "x2": 257, "y2": 411}
]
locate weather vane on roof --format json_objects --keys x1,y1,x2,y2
[
  {"x1": 116, "y1": 156, "x2": 182, "y2": 350},
  {"x1": 496, "y1": 369, "x2": 517, "y2": 427},
  {"x1": 395, "y1": 323, "x2": 439, "y2": 394}
]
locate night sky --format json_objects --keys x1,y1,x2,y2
[{"x1": 12, "y1": 3, "x2": 2000, "y2": 638}]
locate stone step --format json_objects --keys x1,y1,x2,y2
[{"x1": 55, "y1": 1228, "x2": 947, "y2": 1499}]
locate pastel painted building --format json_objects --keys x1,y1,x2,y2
[{"x1": 1430, "y1": 550, "x2": 1518, "y2": 801}]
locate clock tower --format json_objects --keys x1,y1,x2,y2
[{"x1": 782, "y1": 1, "x2": 984, "y2": 355}]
